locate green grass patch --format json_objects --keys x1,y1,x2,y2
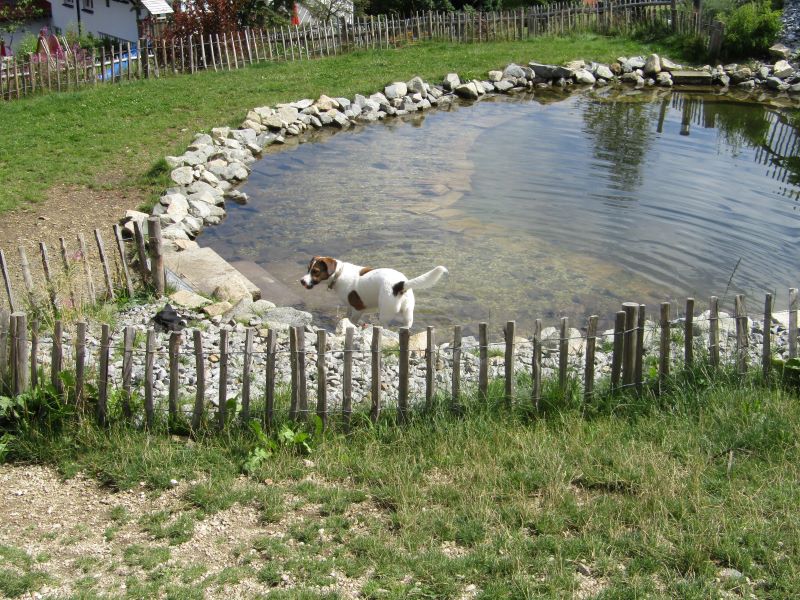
[
  {"x1": 0, "y1": 35, "x2": 689, "y2": 214},
  {"x1": 0, "y1": 546, "x2": 51, "y2": 598}
]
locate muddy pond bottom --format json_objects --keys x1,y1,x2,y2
[{"x1": 202, "y1": 89, "x2": 800, "y2": 335}]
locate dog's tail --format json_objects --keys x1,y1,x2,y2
[{"x1": 392, "y1": 266, "x2": 448, "y2": 296}]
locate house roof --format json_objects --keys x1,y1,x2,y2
[{"x1": 140, "y1": 0, "x2": 173, "y2": 15}]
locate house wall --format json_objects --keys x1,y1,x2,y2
[{"x1": 51, "y1": 0, "x2": 140, "y2": 44}]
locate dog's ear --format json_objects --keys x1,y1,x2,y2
[
  {"x1": 318, "y1": 257, "x2": 337, "y2": 274},
  {"x1": 307, "y1": 257, "x2": 319, "y2": 272}
]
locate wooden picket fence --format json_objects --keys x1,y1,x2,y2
[
  {"x1": 0, "y1": 285, "x2": 797, "y2": 433},
  {"x1": 0, "y1": 0, "x2": 714, "y2": 102}
]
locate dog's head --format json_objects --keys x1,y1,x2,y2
[{"x1": 300, "y1": 256, "x2": 337, "y2": 289}]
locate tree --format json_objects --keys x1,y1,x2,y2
[{"x1": 0, "y1": 0, "x2": 45, "y2": 48}]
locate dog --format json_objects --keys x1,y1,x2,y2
[{"x1": 300, "y1": 256, "x2": 448, "y2": 328}]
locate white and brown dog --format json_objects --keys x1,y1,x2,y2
[{"x1": 300, "y1": 256, "x2": 448, "y2": 328}]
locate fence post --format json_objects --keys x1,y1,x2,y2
[
  {"x1": 264, "y1": 328, "x2": 276, "y2": 429},
  {"x1": 763, "y1": 293, "x2": 772, "y2": 383},
  {"x1": 504, "y1": 320, "x2": 515, "y2": 405},
  {"x1": 39, "y1": 242, "x2": 58, "y2": 310},
  {"x1": 241, "y1": 327, "x2": 253, "y2": 424},
  {"x1": 97, "y1": 323, "x2": 110, "y2": 427},
  {"x1": 192, "y1": 329, "x2": 205, "y2": 431},
  {"x1": 425, "y1": 326, "x2": 435, "y2": 409},
  {"x1": 584, "y1": 315, "x2": 598, "y2": 403},
  {"x1": 13, "y1": 313, "x2": 27, "y2": 396},
  {"x1": 558, "y1": 317, "x2": 568, "y2": 393},
  {"x1": 684, "y1": 298, "x2": 695, "y2": 369},
  {"x1": 789, "y1": 288, "x2": 797, "y2": 359},
  {"x1": 532, "y1": 318, "x2": 542, "y2": 410},
  {"x1": 296, "y1": 325, "x2": 308, "y2": 419},
  {"x1": 0, "y1": 249, "x2": 17, "y2": 313},
  {"x1": 0, "y1": 310, "x2": 8, "y2": 394},
  {"x1": 18, "y1": 246, "x2": 34, "y2": 305},
  {"x1": 478, "y1": 322, "x2": 488, "y2": 398},
  {"x1": 113, "y1": 224, "x2": 135, "y2": 298},
  {"x1": 370, "y1": 326, "x2": 382, "y2": 423},
  {"x1": 611, "y1": 310, "x2": 625, "y2": 391},
  {"x1": 29, "y1": 319, "x2": 38, "y2": 389},
  {"x1": 709, "y1": 296, "x2": 719, "y2": 369},
  {"x1": 59, "y1": 238, "x2": 77, "y2": 309},
  {"x1": 94, "y1": 229, "x2": 115, "y2": 302},
  {"x1": 77, "y1": 233, "x2": 97, "y2": 304},
  {"x1": 398, "y1": 327, "x2": 409, "y2": 424},
  {"x1": 635, "y1": 304, "x2": 646, "y2": 394},
  {"x1": 316, "y1": 329, "x2": 327, "y2": 428},
  {"x1": 622, "y1": 302, "x2": 638, "y2": 387},
  {"x1": 735, "y1": 294, "x2": 748, "y2": 375},
  {"x1": 148, "y1": 217, "x2": 165, "y2": 297},
  {"x1": 659, "y1": 303, "x2": 670, "y2": 388},
  {"x1": 144, "y1": 329, "x2": 155, "y2": 430},
  {"x1": 289, "y1": 325, "x2": 298, "y2": 420},
  {"x1": 51, "y1": 320, "x2": 63, "y2": 396},
  {"x1": 168, "y1": 330, "x2": 181, "y2": 425},
  {"x1": 218, "y1": 328, "x2": 229, "y2": 430},
  {"x1": 120, "y1": 325, "x2": 134, "y2": 420},
  {"x1": 343, "y1": 327, "x2": 354, "y2": 431},
  {"x1": 451, "y1": 325, "x2": 462, "y2": 407}
]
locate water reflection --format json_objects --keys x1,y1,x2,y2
[{"x1": 203, "y1": 90, "x2": 800, "y2": 333}]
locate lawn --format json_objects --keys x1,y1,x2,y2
[{"x1": 0, "y1": 34, "x2": 686, "y2": 214}]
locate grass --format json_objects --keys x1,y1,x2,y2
[
  {"x1": 6, "y1": 365, "x2": 800, "y2": 597},
  {"x1": 0, "y1": 34, "x2": 688, "y2": 214}
]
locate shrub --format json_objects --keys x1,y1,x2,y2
[{"x1": 721, "y1": 0, "x2": 782, "y2": 60}]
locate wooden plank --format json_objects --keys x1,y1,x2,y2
[
  {"x1": 709, "y1": 296, "x2": 720, "y2": 368},
  {"x1": 790, "y1": 288, "x2": 798, "y2": 359},
  {"x1": 635, "y1": 304, "x2": 646, "y2": 394},
  {"x1": 398, "y1": 327, "x2": 409, "y2": 424},
  {"x1": 763, "y1": 293, "x2": 773, "y2": 383},
  {"x1": 122, "y1": 326, "x2": 134, "y2": 420},
  {"x1": 218, "y1": 328, "x2": 229, "y2": 430},
  {"x1": 113, "y1": 224, "x2": 135, "y2": 298},
  {"x1": 296, "y1": 325, "x2": 308, "y2": 418},
  {"x1": 622, "y1": 302, "x2": 638, "y2": 386},
  {"x1": 147, "y1": 217, "x2": 164, "y2": 296},
  {"x1": 51, "y1": 319, "x2": 63, "y2": 395},
  {"x1": 478, "y1": 322, "x2": 488, "y2": 398},
  {"x1": 558, "y1": 317, "x2": 568, "y2": 392},
  {"x1": 289, "y1": 325, "x2": 298, "y2": 420},
  {"x1": 264, "y1": 328, "x2": 276, "y2": 428},
  {"x1": 192, "y1": 329, "x2": 205, "y2": 431},
  {"x1": 339, "y1": 326, "x2": 355, "y2": 430},
  {"x1": 0, "y1": 310, "x2": 9, "y2": 394},
  {"x1": 316, "y1": 329, "x2": 327, "y2": 428},
  {"x1": 451, "y1": 325, "x2": 462, "y2": 406},
  {"x1": 94, "y1": 229, "x2": 115, "y2": 301},
  {"x1": 58, "y1": 237, "x2": 77, "y2": 309},
  {"x1": 532, "y1": 318, "x2": 542, "y2": 410},
  {"x1": 241, "y1": 327, "x2": 253, "y2": 423},
  {"x1": 0, "y1": 249, "x2": 17, "y2": 313},
  {"x1": 584, "y1": 315, "x2": 598, "y2": 402},
  {"x1": 75, "y1": 322, "x2": 86, "y2": 408},
  {"x1": 29, "y1": 319, "x2": 38, "y2": 389},
  {"x1": 425, "y1": 325, "x2": 435, "y2": 409},
  {"x1": 39, "y1": 242, "x2": 57, "y2": 311},
  {"x1": 611, "y1": 310, "x2": 625, "y2": 391},
  {"x1": 97, "y1": 323, "x2": 110, "y2": 427},
  {"x1": 168, "y1": 331, "x2": 181, "y2": 425},
  {"x1": 735, "y1": 294, "x2": 748, "y2": 375},
  {"x1": 144, "y1": 328, "x2": 155, "y2": 430},
  {"x1": 659, "y1": 302, "x2": 670, "y2": 387},
  {"x1": 370, "y1": 326, "x2": 381, "y2": 423},
  {"x1": 77, "y1": 233, "x2": 96, "y2": 304},
  {"x1": 684, "y1": 297, "x2": 695, "y2": 369},
  {"x1": 505, "y1": 320, "x2": 515, "y2": 405}
]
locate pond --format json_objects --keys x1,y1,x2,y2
[{"x1": 202, "y1": 88, "x2": 800, "y2": 333}]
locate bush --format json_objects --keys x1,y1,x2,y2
[
  {"x1": 721, "y1": 0, "x2": 782, "y2": 60},
  {"x1": 14, "y1": 32, "x2": 38, "y2": 57}
]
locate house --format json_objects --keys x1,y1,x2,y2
[{"x1": 50, "y1": 0, "x2": 173, "y2": 45}]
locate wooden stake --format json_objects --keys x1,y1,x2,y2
[
  {"x1": 532, "y1": 318, "x2": 542, "y2": 410},
  {"x1": 709, "y1": 296, "x2": 719, "y2": 368},
  {"x1": 77, "y1": 233, "x2": 97, "y2": 304},
  {"x1": 51, "y1": 320, "x2": 63, "y2": 395},
  {"x1": 97, "y1": 323, "x2": 110, "y2": 427},
  {"x1": 451, "y1": 325, "x2": 462, "y2": 406},
  {"x1": 296, "y1": 325, "x2": 308, "y2": 419},
  {"x1": 0, "y1": 310, "x2": 9, "y2": 394},
  {"x1": 425, "y1": 326, "x2": 435, "y2": 409},
  {"x1": 94, "y1": 229, "x2": 115, "y2": 301},
  {"x1": 122, "y1": 326, "x2": 134, "y2": 420},
  {"x1": 168, "y1": 331, "x2": 181, "y2": 425},
  {"x1": 192, "y1": 329, "x2": 205, "y2": 431},
  {"x1": 478, "y1": 322, "x2": 488, "y2": 398},
  {"x1": 316, "y1": 329, "x2": 327, "y2": 428},
  {"x1": 218, "y1": 328, "x2": 229, "y2": 430},
  {"x1": 622, "y1": 302, "x2": 638, "y2": 387},
  {"x1": 265, "y1": 328, "x2": 276, "y2": 428},
  {"x1": 558, "y1": 317, "x2": 568, "y2": 392},
  {"x1": 635, "y1": 304, "x2": 646, "y2": 394},
  {"x1": 398, "y1": 327, "x2": 409, "y2": 424},
  {"x1": 113, "y1": 225, "x2": 135, "y2": 298},
  {"x1": 735, "y1": 294, "x2": 748, "y2": 375},
  {"x1": 0, "y1": 249, "x2": 16, "y2": 313},
  {"x1": 343, "y1": 327, "x2": 354, "y2": 431},
  {"x1": 241, "y1": 327, "x2": 253, "y2": 423},
  {"x1": 584, "y1": 315, "x2": 598, "y2": 402},
  {"x1": 763, "y1": 293, "x2": 773, "y2": 383},
  {"x1": 684, "y1": 298, "x2": 694, "y2": 369},
  {"x1": 790, "y1": 288, "x2": 798, "y2": 359},
  {"x1": 370, "y1": 325, "x2": 381, "y2": 423},
  {"x1": 611, "y1": 311, "x2": 625, "y2": 391},
  {"x1": 289, "y1": 325, "x2": 298, "y2": 420},
  {"x1": 75, "y1": 322, "x2": 86, "y2": 409},
  {"x1": 659, "y1": 302, "x2": 670, "y2": 386},
  {"x1": 58, "y1": 237, "x2": 77, "y2": 309},
  {"x1": 147, "y1": 217, "x2": 164, "y2": 296},
  {"x1": 505, "y1": 320, "x2": 515, "y2": 405},
  {"x1": 39, "y1": 242, "x2": 58, "y2": 310}
]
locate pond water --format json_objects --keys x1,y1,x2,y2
[{"x1": 202, "y1": 89, "x2": 800, "y2": 333}]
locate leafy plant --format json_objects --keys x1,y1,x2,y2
[
  {"x1": 721, "y1": 1, "x2": 782, "y2": 60},
  {"x1": 772, "y1": 357, "x2": 800, "y2": 388},
  {"x1": 243, "y1": 416, "x2": 323, "y2": 473}
]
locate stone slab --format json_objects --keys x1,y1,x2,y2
[
  {"x1": 163, "y1": 246, "x2": 261, "y2": 301},
  {"x1": 670, "y1": 70, "x2": 713, "y2": 85},
  {"x1": 230, "y1": 260, "x2": 304, "y2": 307}
]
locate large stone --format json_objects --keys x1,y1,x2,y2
[
  {"x1": 656, "y1": 72, "x2": 673, "y2": 87},
  {"x1": 488, "y1": 70, "x2": 503, "y2": 82},
  {"x1": 163, "y1": 246, "x2": 260, "y2": 301},
  {"x1": 213, "y1": 277, "x2": 252, "y2": 303},
  {"x1": 315, "y1": 94, "x2": 339, "y2": 111},
  {"x1": 644, "y1": 53, "x2": 661, "y2": 75},
  {"x1": 502, "y1": 63, "x2": 526, "y2": 79},
  {"x1": 162, "y1": 225, "x2": 190, "y2": 240},
  {"x1": 574, "y1": 69, "x2": 596, "y2": 84},
  {"x1": 263, "y1": 105, "x2": 299, "y2": 129},
  {"x1": 670, "y1": 70, "x2": 713, "y2": 85},
  {"x1": 169, "y1": 289, "x2": 211, "y2": 309},
  {"x1": 384, "y1": 82, "x2": 408, "y2": 100},
  {"x1": 262, "y1": 307, "x2": 313, "y2": 328},
  {"x1": 230, "y1": 128, "x2": 258, "y2": 146},
  {"x1": 454, "y1": 82, "x2": 480, "y2": 99},
  {"x1": 170, "y1": 166, "x2": 194, "y2": 186},
  {"x1": 203, "y1": 301, "x2": 233, "y2": 318},
  {"x1": 442, "y1": 73, "x2": 461, "y2": 90},
  {"x1": 769, "y1": 43, "x2": 792, "y2": 60},
  {"x1": 494, "y1": 79, "x2": 515, "y2": 92},
  {"x1": 773, "y1": 60, "x2": 795, "y2": 79},
  {"x1": 406, "y1": 76, "x2": 426, "y2": 94},
  {"x1": 595, "y1": 64, "x2": 614, "y2": 80},
  {"x1": 529, "y1": 62, "x2": 573, "y2": 80},
  {"x1": 165, "y1": 195, "x2": 189, "y2": 217}
]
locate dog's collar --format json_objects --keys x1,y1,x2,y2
[{"x1": 327, "y1": 262, "x2": 343, "y2": 290}]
